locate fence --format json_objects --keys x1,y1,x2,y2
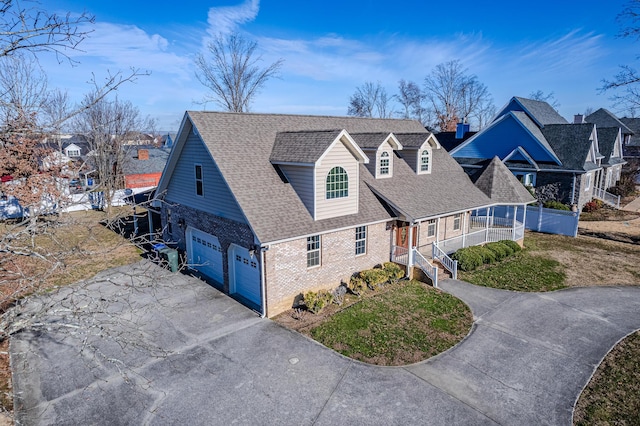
[{"x1": 489, "y1": 205, "x2": 579, "y2": 238}]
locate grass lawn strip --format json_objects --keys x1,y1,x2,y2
[
  {"x1": 573, "y1": 331, "x2": 640, "y2": 425},
  {"x1": 309, "y1": 280, "x2": 472, "y2": 366}
]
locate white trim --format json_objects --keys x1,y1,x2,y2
[
  {"x1": 316, "y1": 129, "x2": 369, "y2": 165},
  {"x1": 502, "y1": 146, "x2": 540, "y2": 170}
]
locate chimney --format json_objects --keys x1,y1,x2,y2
[
  {"x1": 455, "y1": 122, "x2": 470, "y2": 139},
  {"x1": 574, "y1": 114, "x2": 585, "y2": 124},
  {"x1": 137, "y1": 149, "x2": 149, "y2": 160}
]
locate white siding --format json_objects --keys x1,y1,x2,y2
[
  {"x1": 315, "y1": 140, "x2": 359, "y2": 220},
  {"x1": 166, "y1": 129, "x2": 246, "y2": 223},
  {"x1": 280, "y1": 164, "x2": 315, "y2": 216}
]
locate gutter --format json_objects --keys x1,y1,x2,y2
[{"x1": 259, "y1": 246, "x2": 267, "y2": 318}]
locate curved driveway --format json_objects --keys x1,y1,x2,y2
[{"x1": 11, "y1": 261, "x2": 640, "y2": 425}]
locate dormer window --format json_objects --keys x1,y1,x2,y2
[
  {"x1": 326, "y1": 166, "x2": 349, "y2": 199},
  {"x1": 379, "y1": 152, "x2": 390, "y2": 175},
  {"x1": 420, "y1": 149, "x2": 431, "y2": 172}
]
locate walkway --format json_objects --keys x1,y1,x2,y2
[{"x1": 10, "y1": 262, "x2": 640, "y2": 425}]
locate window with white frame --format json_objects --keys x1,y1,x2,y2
[
  {"x1": 326, "y1": 166, "x2": 348, "y2": 199},
  {"x1": 453, "y1": 213, "x2": 462, "y2": 231},
  {"x1": 195, "y1": 164, "x2": 204, "y2": 196},
  {"x1": 585, "y1": 173, "x2": 592, "y2": 191},
  {"x1": 420, "y1": 149, "x2": 430, "y2": 172},
  {"x1": 427, "y1": 219, "x2": 436, "y2": 237},
  {"x1": 66, "y1": 149, "x2": 80, "y2": 157},
  {"x1": 379, "y1": 152, "x2": 390, "y2": 175},
  {"x1": 355, "y1": 226, "x2": 367, "y2": 255},
  {"x1": 307, "y1": 235, "x2": 321, "y2": 267}
]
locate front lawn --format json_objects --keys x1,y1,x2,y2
[
  {"x1": 302, "y1": 280, "x2": 472, "y2": 366},
  {"x1": 458, "y1": 251, "x2": 566, "y2": 292}
]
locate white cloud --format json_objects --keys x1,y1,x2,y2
[
  {"x1": 66, "y1": 22, "x2": 193, "y2": 79},
  {"x1": 206, "y1": 0, "x2": 260, "y2": 37}
]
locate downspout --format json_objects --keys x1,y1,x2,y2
[
  {"x1": 571, "y1": 173, "x2": 576, "y2": 205},
  {"x1": 259, "y1": 246, "x2": 267, "y2": 318}
]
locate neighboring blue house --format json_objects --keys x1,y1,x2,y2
[{"x1": 449, "y1": 96, "x2": 626, "y2": 210}]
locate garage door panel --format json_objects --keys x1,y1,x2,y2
[
  {"x1": 230, "y1": 245, "x2": 261, "y2": 306},
  {"x1": 188, "y1": 228, "x2": 223, "y2": 285}
]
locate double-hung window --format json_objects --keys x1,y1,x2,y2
[
  {"x1": 453, "y1": 213, "x2": 462, "y2": 231},
  {"x1": 355, "y1": 226, "x2": 367, "y2": 255},
  {"x1": 195, "y1": 164, "x2": 204, "y2": 196},
  {"x1": 379, "y1": 152, "x2": 390, "y2": 176},
  {"x1": 427, "y1": 219, "x2": 436, "y2": 237},
  {"x1": 307, "y1": 235, "x2": 321, "y2": 268},
  {"x1": 420, "y1": 149, "x2": 430, "y2": 172}
]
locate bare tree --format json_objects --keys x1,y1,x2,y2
[
  {"x1": 0, "y1": 54, "x2": 48, "y2": 124},
  {"x1": 72, "y1": 93, "x2": 149, "y2": 215},
  {"x1": 423, "y1": 60, "x2": 493, "y2": 132},
  {"x1": 347, "y1": 81, "x2": 394, "y2": 118},
  {"x1": 0, "y1": 0, "x2": 94, "y2": 61},
  {"x1": 195, "y1": 33, "x2": 283, "y2": 112},
  {"x1": 529, "y1": 90, "x2": 560, "y2": 109},
  {"x1": 395, "y1": 80, "x2": 422, "y2": 119}
]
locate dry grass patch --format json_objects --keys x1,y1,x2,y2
[{"x1": 0, "y1": 208, "x2": 142, "y2": 414}]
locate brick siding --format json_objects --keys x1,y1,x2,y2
[{"x1": 264, "y1": 222, "x2": 391, "y2": 317}]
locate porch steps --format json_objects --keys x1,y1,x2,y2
[{"x1": 432, "y1": 259, "x2": 452, "y2": 280}]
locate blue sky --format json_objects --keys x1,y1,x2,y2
[{"x1": 43, "y1": 0, "x2": 639, "y2": 131}]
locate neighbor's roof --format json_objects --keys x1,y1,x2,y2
[
  {"x1": 473, "y1": 157, "x2": 536, "y2": 204},
  {"x1": 586, "y1": 108, "x2": 633, "y2": 135},
  {"x1": 597, "y1": 127, "x2": 625, "y2": 166},
  {"x1": 620, "y1": 117, "x2": 640, "y2": 146},
  {"x1": 436, "y1": 130, "x2": 477, "y2": 152},
  {"x1": 512, "y1": 97, "x2": 569, "y2": 126},
  {"x1": 121, "y1": 145, "x2": 170, "y2": 175},
  {"x1": 540, "y1": 124, "x2": 596, "y2": 171},
  {"x1": 163, "y1": 112, "x2": 498, "y2": 244}
]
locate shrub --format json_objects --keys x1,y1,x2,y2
[
  {"x1": 347, "y1": 275, "x2": 366, "y2": 296},
  {"x1": 360, "y1": 267, "x2": 389, "y2": 290},
  {"x1": 382, "y1": 262, "x2": 404, "y2": 284},
  {"x1": 543, "y1": 200, "x2": 570, "y2": 211},
  {"x1": 485, "y1": 241, "x2": 510, "y2": 261},
  {"x1": 499, "y1": 240, "x2": 521, "y2": 253},
  {"x1": 303, "y1": 290, "x2": 334, "y2": 314},
  {"x1": 451, "y1": 247, "x2": 484, "y2": 271},
  {"x1": 583, "y1": 199, "x2": 604, "y2": 213}
]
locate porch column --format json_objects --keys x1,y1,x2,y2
[
  {"x1": 521, "y1": 204, "x2": 527, "y2": 239},
  {"x1": 512, "y1": 205, "x2": 518, "y2": 240},
  {"x1": 462, "y1": 212, "x2": 468, "y2": 248},
  {"x1": 407, "y1": 223, "x2": 415, "y2": 277},
  {"x1": 485, "y1": 207, "x2": 490, "y2": 242},
  {"x1": 436, "y1": 217, "x2": 441, "y2": 244}
]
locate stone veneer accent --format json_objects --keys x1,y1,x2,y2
[
  {"x1": 161, "y1": 203, "x2": 255, "y2": 294},
  {"x1": 264, "y1": 222, "x2": 391, "y2": 317}
]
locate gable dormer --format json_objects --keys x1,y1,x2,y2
[
  {"x1": 350, "y1": 133, "x2": 402, "y2": 179},
  {"x1": 270, "y1": 129, "x2": 369, "y2": 221},
  {"x1": 395, "y1": 133, "x2": 441, "y2": 175}
]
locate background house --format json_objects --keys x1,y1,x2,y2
[{"x1": 449, "y1": 96, "x2": 625, "y2": 210}]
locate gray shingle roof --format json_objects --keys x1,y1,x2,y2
[
  {"x1": 540, "y1": 124, "x2": 595, "y2": 170},
  {"x1": 179, "y1": 112, "x2": 503, "y2": 243},
  {"x1": 394, "y1": 133, "x2": 430, "y2": 148},
  {"x1": 473, "y1": 157, "x2": 536, "y2": 204},
  {"x1": 586, "y1": 108, "x2": 633, "y2": 135},
  {"x1": 620, "y1": 117, "x2": 640, "y2": 146},
  {"x1": 349, "y1": 133, "x2": 391, "y2": 149},
  {"x1": 270, "y1": 130, "x2": 343, "y2": 163},
  {"x1": 513, "y1": 97, "x2": 569, "y2": 126},
  {"x1": 596, "y1": 127, "x2": 625, "y2": 166},
  {"x1": 122, "y1": 145, "x2": 170, "y2": 175}
]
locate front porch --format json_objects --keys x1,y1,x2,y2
[{"x1": 391, "y1": 205, "x2": 526, "y2": 283}]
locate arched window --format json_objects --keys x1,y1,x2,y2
[
  {"x1": 326, "y1": 166, "x2": 348, "y2": 199},
  {"x1": 420, "y1": 149, "x2": 430, "y2": 172},
  {"x1": 379, "y1": 151, "x2": 390, "y2": 175}
]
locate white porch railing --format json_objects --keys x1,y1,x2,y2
[
  {"x1": 414, "y1": 250, "x2": 438, "y2": 288},
  {"x1": 391, "y1": 245, "x2": 409, "y2": 265},
  {"x1": 432, "y1": 243, "x2": 457, "y2": 280},
  {"x1": 593, "y1": 188, "x2": 621, "y2": 209}
]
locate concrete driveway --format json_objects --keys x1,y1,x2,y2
[{"x1": 10, "y1": 261, "x2": 640, "y2": 425}]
